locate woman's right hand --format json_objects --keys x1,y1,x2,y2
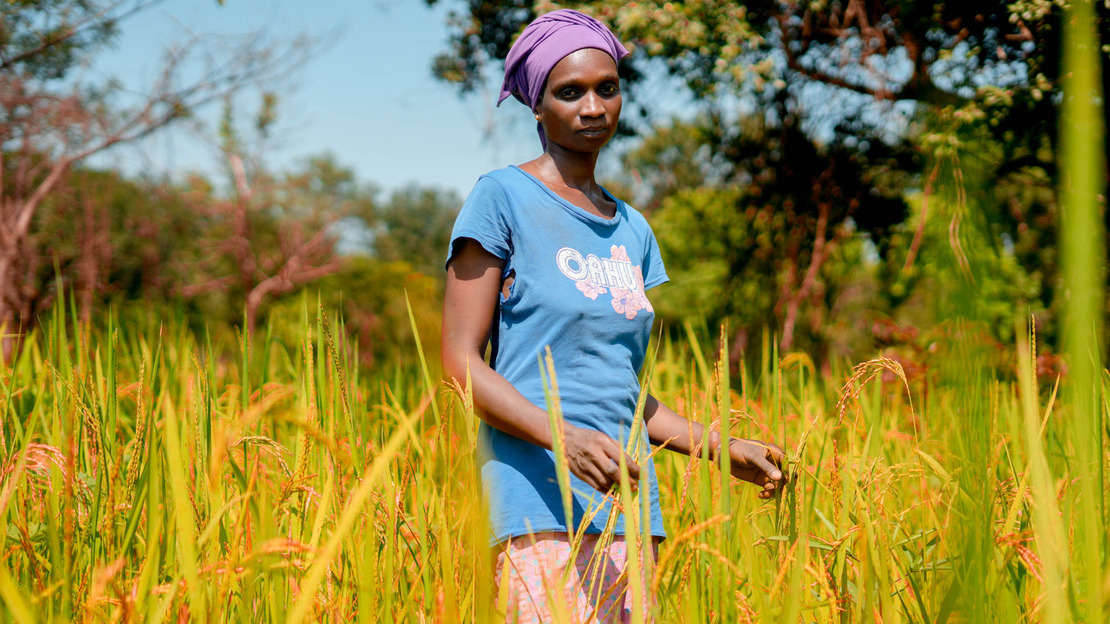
[{"x1": 562, "y1": 424, "x2": 641, "y2": 493}]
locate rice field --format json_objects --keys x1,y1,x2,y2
[
  {"x1": 2, "y1": 2, "x2": 1108, "y2": 621},
  {"x1": 0, "y1": 296, "x2": 1106, "y2": 623}
]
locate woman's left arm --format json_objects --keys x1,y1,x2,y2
[{"x1": 643, "y1": 394, "x2": 787, "y2": 499}]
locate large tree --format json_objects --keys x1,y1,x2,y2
[
  {"x1": 177, "y1": 96, "x2": 374, "y2": 334},
  {"x1": 30, "y1": 165, "x2": 203, "y2": 324},
  {"x1": 429, "y1": 0, "x2": 1106, "y2": 354},
  {"x1": 0, "y1": 0, "x2": 310, "y2": 358},
  {"x1": 429, "y1": 0, "x2": 1097, "y2": 150}
]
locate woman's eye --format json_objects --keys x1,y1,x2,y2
[{"x1": 559, "y1": 88, "x2": 580, "y2": 99}]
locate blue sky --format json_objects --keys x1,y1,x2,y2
[
  {"x1": 83, "y1": 1, "x2": 935, "y2": 202},
  {"x1": 92, "y1": 0, "x2": 549, "y2": 199}
]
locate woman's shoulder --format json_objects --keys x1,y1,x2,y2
[
  {"x1": 463, "y1": 168, "x2": 516, "y2": 203},
  {"x1": 474, "y1": 166, "x2": 525, "y2": 187},
  {"x1": 466, "y1": 167, "x2": 534, "y2": 201}
]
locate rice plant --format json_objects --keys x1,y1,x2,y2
[{"x1": 0, "y1": 286, "x2": 1105, "y2": 622}]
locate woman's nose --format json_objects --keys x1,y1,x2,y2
[{"x1": 580, "y1": 90, "x2": 604, "y2": 117}]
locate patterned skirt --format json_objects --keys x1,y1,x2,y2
[{"x1": 494, "y1": 532, "x2": 661, "y2": 623}]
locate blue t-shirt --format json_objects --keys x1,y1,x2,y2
[{"x1": 446, "y1": 165, "x2": 669, "y2": 545}]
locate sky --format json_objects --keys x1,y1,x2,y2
[
  {"x1": 91, "y1": 0, "x2": 551, "y2": 200},
  {"x1": 86, "y1": 0, "x2": 931, "y2": 204}
]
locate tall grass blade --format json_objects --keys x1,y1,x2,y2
[
  {"x1": 286, "y1": 406, "x2": 423, "y2": 623},
  {"x1": 405, "y1": 290, "x2": 440, "y2": 421},
  {"x1": 1059, "y1": 1, "x2": 1106, "y2": 621},
  {"x1": 0, "y1": 560, "x2": 36, "y2": 624},
  {"x1": 539, "y1": 347, "x2": 575, "y2": 543}
]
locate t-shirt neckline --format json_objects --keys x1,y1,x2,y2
[{"x1": 509, "y1": 165, "x2": 623, "y2": 227}]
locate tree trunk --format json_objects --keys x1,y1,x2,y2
[
  {"x1": 780, "y1": 201, "x2": 830, "y2": 353},
  {"x1": 0, "y1": 245, "x2": 29, "y2": 362},
  {"x1": 0, "y1": 160, "x2": 71, "y2": 362},
  {"x1": 78, "y1": 192, "x2": 100, "y2": 324}
]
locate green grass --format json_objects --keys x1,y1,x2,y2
[
  {"x1": 0, "y1": 297, "x2": 1106, "y2": 622},
  {"x1": 4, "y1": 1, "x2": 1108, "y2": 620}
]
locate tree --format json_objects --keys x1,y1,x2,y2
[
  {"x1": 271, "y1": 257, "x2": 443, "y2": 369},
  {"x1": 429, "y1": 0, "x2": 1107, "y2": 355},
  {"x1": 373, "y1": 185, "x2": 460, "y2": 277},
  {"x1": 625, "y1": 112, "x2": 909, "y2": 355},
  {"x1": 0, "y1": 0, "x2": 311, "y2": 358},
  {"x1": 430, "y1": 0, "x2": 1099, "y2": 146},
  {"x1": 179, "y1": 99, "x2": 374, "y2": 333},
  {"x1": 29, "y1": 166, "x2": 202, "y2": 324}
]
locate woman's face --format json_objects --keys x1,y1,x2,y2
[{"x1": 535, "y1": 48, "x2": 621, "y2": 154}]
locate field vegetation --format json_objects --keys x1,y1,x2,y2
[
  {"x1": 0, "y1": 299, "x2": 1106, "y2": 622},
  {"x1": 2, "y1": 0, "x2": 1109, "y2": 621}
]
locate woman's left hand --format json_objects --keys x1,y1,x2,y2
[{"x1": 728, "y1": 438, "x2": 788, "y2": 500}]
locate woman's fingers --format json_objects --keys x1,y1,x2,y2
[
  {"x1": 598, "y1": 437, "x2": 640, "y2": 491},
  {"x1": 601, "y1": 438, "x2": 641, "y2": 481},
  {"x1": 743, "y1": 439, "x2": 786, "y2": 475},
  {"x1": 565, "y1": 426, "x2": 642, "y2": 493},
  {"x1": 585, "y1": 462, "x2": 610, "y2": 492},
  {"x1": 730, "y1": 438, "x2": 788, "y2": 493},
  {"x1": 751, "y1": 452, "x2": 783, "y2": 482},
  {"x1": 583, "y1": 456, "x2": 626, "y2": 492}
]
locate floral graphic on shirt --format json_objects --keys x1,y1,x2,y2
[
  {"x1": 576, "y1": 279, "x2": 607, "y2": 300},
  {"x1": 610, "y1": 286, "x2": 644, "y2": 319},
  {"x1": 555, "y1": 244, "x2": 654, "y2": 319},
  {"x1": 610, "y1": 265, "x2": 653, "y2": 320}
]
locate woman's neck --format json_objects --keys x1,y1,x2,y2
[
  {"x1": 527, "y1": 147, "x2": 599, "y2": 193},
  {"x1": 520, "y1": 149, "x2": 615, "y2": 218}
]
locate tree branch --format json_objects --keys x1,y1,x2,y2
[{"x1": 0, "y1": 0, "x2": 168, "y2": 75}]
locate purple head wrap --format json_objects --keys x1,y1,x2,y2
[{"x1": 499, "y1": 9, "x2": 628, "y2": 149}]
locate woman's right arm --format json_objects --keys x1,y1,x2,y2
[{"x1": 442, "y1": 238, "x2": 639, "y2": 492}]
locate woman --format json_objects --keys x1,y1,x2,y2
[{"x1": 441, "y1": 9, "x2": 786, "y2": 622}]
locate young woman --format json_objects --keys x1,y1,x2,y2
[{"x1": 441, "y1": 10, "x2": 786, "y2": 622}]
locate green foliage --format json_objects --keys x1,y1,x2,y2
[
  {"x1": 430, "y1": 0, "x2": 1110, "y2": 363},
  {"x1": 650, "y1": 186, "x2": 775, "y2": 330},
  {"x1": 25, "y1": 150, "x2": 455, "y2": 369},
  {"x1": 618, "y1": 111, "x2": 908, "y2": 357},
  {"x1": 0, "y1": 0, "x2": 119, "y2": 81},
  {"x1": 614, "y1": 117, "x2": 724, "y2": 212},
  {"x1": 1, "y1": 306, "x2": 1107, "y2": 621},
  {"x1": 428, "y1": 0, "x2": 536, "y2": 92},
  {"x1": 651, "y1": 183, "x2": 886, "y2": 360},
  {"x1": 29, "y1": 167, "x2": 200, "y2": 314},
  {"x1": 373, "y1": 185, "x2": 459, "y2": 276},
  {"x1": 883, "y1": 108, "x2": 1052, "y2": 349},
  {"x1": 270, "y1": 257, "x2": 443, "y2": 369},
  {"x1": 429, "y1": 0, "x2": 1105, "y2": 127}
]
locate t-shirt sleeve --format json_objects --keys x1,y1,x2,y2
[
  {"x1": 445, "y1": 175, "x2": 513, "y2": 269},
  {"x1": 642, "y1": 228, "x2": 669, "y2": 290}
]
